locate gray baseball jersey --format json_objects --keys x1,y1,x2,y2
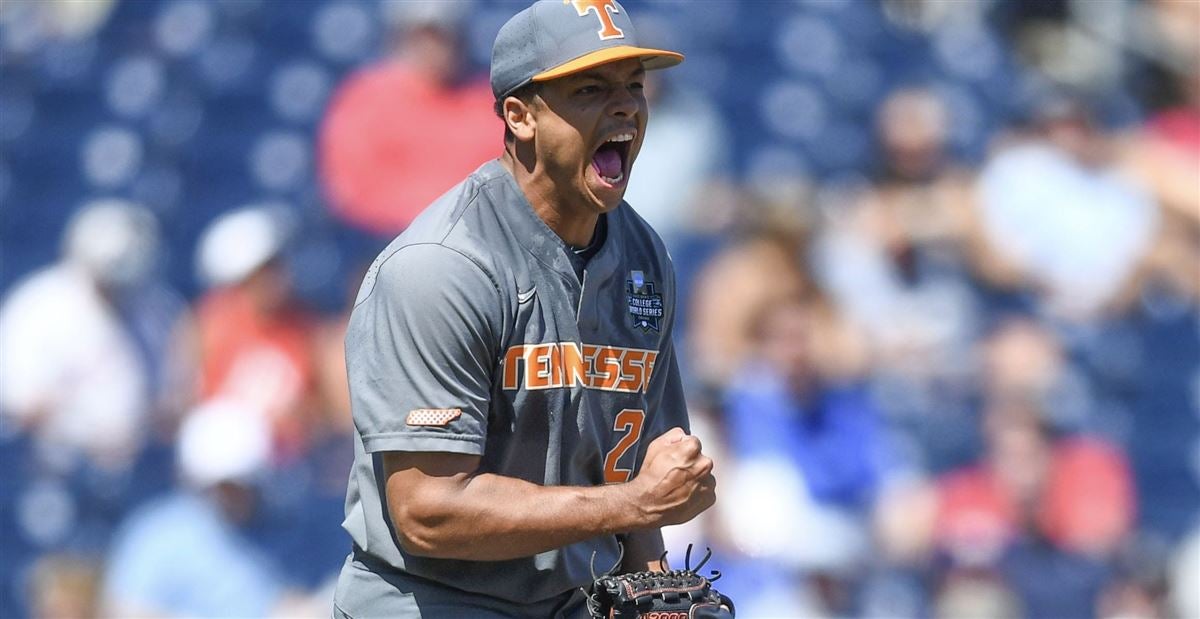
[{"x1": 333, "y1": 159, "x2": 689, "y2": 617}]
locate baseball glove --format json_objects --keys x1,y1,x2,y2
[{"x1": 583, "y1": 544, "x2": 735, "y2": 619}]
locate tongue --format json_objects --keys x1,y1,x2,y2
[{"x1": 592, "y1": 147, "x2": 622, "y2": 179}]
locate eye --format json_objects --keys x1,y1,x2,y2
[
  {"x1": 629, "y1": 81, "x2": 644, "y2": 91},
  {"x1": 575, "y1": 84, "x2": 602, "y2": 96}
]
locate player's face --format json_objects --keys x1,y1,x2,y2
[{"x1": 532, "y1": 59, "x2": 648, "y2": 213}]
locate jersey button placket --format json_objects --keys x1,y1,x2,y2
[{"x1": 576, "y1": 269, "x2": 603, "y2": 335}]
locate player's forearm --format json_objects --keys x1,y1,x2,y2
[{"x1": 391, "y1": 472, "x2": 648, "y2": 561}]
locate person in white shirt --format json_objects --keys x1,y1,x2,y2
[{"x1": 0, "y1": 198, "x2": 162, "y2": 469}]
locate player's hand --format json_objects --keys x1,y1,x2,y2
[{"x1": 626, "y1": 427, "x2": 716, "y2": 527}]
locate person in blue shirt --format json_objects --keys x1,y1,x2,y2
[
  {"x1": 725, "y1": 295, "x2": 888, "y2": 510},
  {"x1": 101, "y1": 400, "x2": 285, "y2": 618},
  {"x1": 717, "y1": 294, "x2": 890, "y2": 615}
]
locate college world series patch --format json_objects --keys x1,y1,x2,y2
[{"x1": 626, "y1": 270, "x2": 663, "y2": 332}]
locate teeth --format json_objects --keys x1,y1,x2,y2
[
  {"x1": 605, "y1": 132, "x2": 635, "y2": 143},
  {"x1": 601, "y1": 172, "x2": 624, "y2": 184}
]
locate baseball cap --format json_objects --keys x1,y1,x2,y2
[
  {"x1": 491, "y1": 0, "x2": 683, "y2": 100},
  {"x1": 196, "y1": 203, "x2": 294, "y2": 288}
]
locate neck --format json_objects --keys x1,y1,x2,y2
[{"x1": 500, "y1": 149, "x2": 599, "y2": 247}]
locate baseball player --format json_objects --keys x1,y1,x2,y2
[{"x1": 333, "y1": 1, "x2": 716, "y2": 617}]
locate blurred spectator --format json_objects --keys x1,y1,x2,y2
[
  {"x1": 0, "y1": 199, "x2": 180, "y2": 470},
  {"x1": 318, "y1": 1, "x2": 499, "y2": 236},
  {"x1": 687, "y1": 224, "x2": 809, "y2": 390},
  {"x1": 814, "y1": 88, "x2": 983, "y2": 379},
  {"x1": 935, "y1": 405, "x2": 1129, "y2": 617},
  {"x1": 980, "y1": 316, "x2": 1091, "y2": 430},
  {"x1": 975, "y1": 98, "x2": 1159, "y2": 320},
  {"x1": 622, "y1": 71, "x2": 731, "y2": 249},
  {"x1": 27, "y1": 554, "x2": 102, "y2": 619},
  {"x1": 936, "y1": 319, "x2": 1135, "y2": 563},
  {"x1": 192, "y1": 204, "x2": 317, "y2": 461},
  {"x1": 718, "y1": 295, "x2": 879, "y2": 615},
  {"x1": 727, "y1": 295, "x2": 883, "y2": 510},
  {"x1": 101, "y1": 400, "x2": 286, "y2": 618},
  {"x1": 934, "y1": 319, "x2": 1138, "y2": 618}
]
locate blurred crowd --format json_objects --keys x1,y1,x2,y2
[{"x1": 1, "y1": 1, "x2": 1197, "y2": 618}]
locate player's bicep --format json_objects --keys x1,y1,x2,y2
[
  {"x1": 381, "y1": 450, "x2": 481, "y2": 554},
  {"x1": 347, "y1": 244, "x2": 501, "y2": 455},
  {"x1": 382, "y1": 451, "x2": 480, "y2": 506}
]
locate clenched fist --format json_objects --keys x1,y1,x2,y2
[{"x1": 626, "y1": 427, "x2": 717, "y2": 527}]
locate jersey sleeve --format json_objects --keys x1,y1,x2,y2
[
  {"x1": 345, "y1": 243, "x2": 502, "y2": 456},
  {"x1": 636, "y1": 257, "x2": 690, "y2": 465}
]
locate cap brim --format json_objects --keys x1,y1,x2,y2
[{"x1": 531, "y1": 45, "x2": 684, "y2": 82}]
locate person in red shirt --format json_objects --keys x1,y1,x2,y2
[
  {"x1": 935, "y1": 320, "x2": 1136, "y2": 562},
  {"x1": 192, "y1": 205, "x2": 317, "y2": 460},
  {"x1": 936, "y1": 402, "x2": 1135, "y2": 559},
  {"x1": 319, "y1": 4, "x2": 501, "y2": 235}
]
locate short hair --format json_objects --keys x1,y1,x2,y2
[{"x1": 494, "y1": 83, "x2": 541, "y2": 142}]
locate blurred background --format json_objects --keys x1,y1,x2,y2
[{"x1": 0, "y1": 0, "x2": 1197, "y2": 617}]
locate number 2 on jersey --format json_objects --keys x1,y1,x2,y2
[{"x1": 603, "y1": 409, "x2": 645, "y2": 483}]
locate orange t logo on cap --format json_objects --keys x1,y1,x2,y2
[{"x1": 568, "y1": 0, "x2": 624, "y2": 41}]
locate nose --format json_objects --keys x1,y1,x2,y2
[{"x1": 609, "y1": 84, "x2": 639, "y2": 118}]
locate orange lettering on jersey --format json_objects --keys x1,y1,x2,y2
[
  {"x1": 603, "y1": 408, "x2": 645, "y2": 483},
  {"x1": 582, "y1": 344, "x2": 600, "y2": 386},
  {"x1": 567, "y1": 0, "x2": 624, "y2": 41},
  {"x1": 616, "y1": 348, "x2": 645, "y2": 392},
  {"x1": 641, "y1": 351, "x2": 658, "y2": 393},
  {"x1": 500, "y1": 342, "x2": 659, "y2": 393},
  {"x1": 594, "y1": 346, "x2": 622, "y2": 391},
  {"x1": 527, "y1": 343, "x2": 555, "y2": 389},
  {"x1": 561, "y1": 342, "x2": 587, "y2": 388},
  {"x1": 502, "y1": 345, "x2": 527, "y2": 390},
  {"x1": 547, "y1": 341, "x2": 564, "y2": 388}
]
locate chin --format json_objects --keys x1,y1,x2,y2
[
  {"x1": 589, "y1": 187, "x2": 625, "y2": 214},
  {"x1": 583, "y1": 171, "x2": 629, "y2": 213}
]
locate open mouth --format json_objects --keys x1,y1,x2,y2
[{"x1": 590, "y1": 130, "x2": 635, "y2": 186}]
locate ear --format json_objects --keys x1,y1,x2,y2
[{"x1": 503, "y1": 96, "x2": 537, "y2": 142}]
